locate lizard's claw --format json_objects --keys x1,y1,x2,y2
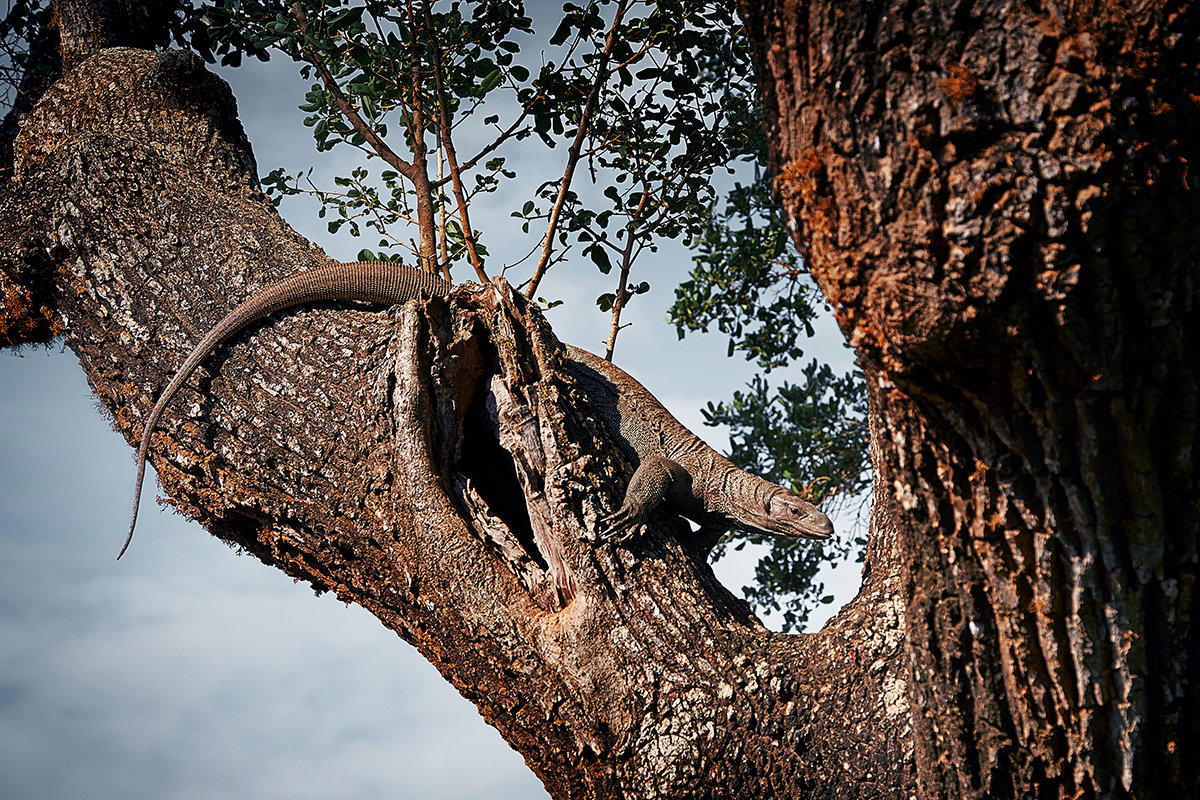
[
  {"x1": 595, "y1": 455, "x2": 681, "y2": 542},
  {"x1": 599, "y1": 501, "x2": 645, "y2": 542}
]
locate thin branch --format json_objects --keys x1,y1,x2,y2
[
  {"x1": 524, "y1": 0, "x2": 631, "y2": 300},
  {"x1": 433, "y1": 110, "x2": 530, "y2": 188},
  {"x1": 424, "y1": 2, "x2": 487, "y2": 283},
  {"x1": 291, "y1": 4, "x2": 418, "y2": 185},
  {"x1": 436, "y1": 136, "x2": 449, "y2": 265},
  {"x1": 603, "y1": 189, "x2": 650, "y2": 360},
  {"x1": 293, "y1": 2, "x2": 439, "y2": 273},
  {"x1": 402, "y1": 0, "x2": 440, "y2": 274}
]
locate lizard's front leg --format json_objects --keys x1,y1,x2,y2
[{"x1": 601, "y1": 455, "x2": 692, "y2": 539}]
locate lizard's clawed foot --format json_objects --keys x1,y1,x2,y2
[{"x1": 598, "y1": 501, "x2": 646, "y2": 542}]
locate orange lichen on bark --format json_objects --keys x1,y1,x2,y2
[
  {"x1": 1, "y1": 273, "x2": 60, "y2": 346},
  {"x1": 778, "y1": 149, "x2": 838, "y2": 249},
  {"x1": 939, "y1": 64, "x2": 983, "y2": 105},
  {"x1": 778, "y1": 150, "x2": 824, "y2": 210}
]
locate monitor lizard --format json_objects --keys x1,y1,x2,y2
[{"x1": 119, "y1": 260, "x2": 834, "y2": 558}]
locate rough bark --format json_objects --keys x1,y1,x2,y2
[
  {"x1": 742, "y1": 0, "x2": 1199, "y2": 797},
  {"x1": 0, "y1": 0, "x2": 179, "y2": 174},
  {"x1": 54, "y1": 0, "x2": 177, "y2": 71},
  {"x1": 0, "y1": 38, "x2": 915, "y2": 800}
]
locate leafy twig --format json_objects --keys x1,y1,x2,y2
[
  {"x1": 602, "y1": 188, "x2": 649, "y2": 360},
  {"x1": 524, "y1": 0, "x2": 630, "y2": 300},
  {"x1": 424, "y1": 2, "x2": 487, "y2": 282},
  {"x1": 290, "y1": 2, "x2": 438, "y2": 272}
]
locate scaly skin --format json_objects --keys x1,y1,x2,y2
[
  {"x1": 565, "y1": 345, "x2": 834, "y2": 542},
  {"x1": 120, "y1": 261, "x2": 832, "y2": 558}
]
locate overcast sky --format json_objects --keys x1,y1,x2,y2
[{"x1": 0, "y1": 10, "x2": 866, "y2": 799}]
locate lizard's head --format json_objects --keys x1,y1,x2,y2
[{"x1": 755, "y1": 489, "x2": 835, "y2": 540}]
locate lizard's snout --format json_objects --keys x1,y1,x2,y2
[
  {"x1": 768, "y1": 493, "x2": 835, "y2": 539},
  {"x1": 801, "y1": 508, "x2": 835, "y2": 539}
]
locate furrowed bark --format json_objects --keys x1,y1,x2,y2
[
  {"x1": 1, "y1": 0, "x2": 177, "y2": 334},
  {"x1": 742, "y1": 0, "x2": 1200, "y2": 796}
]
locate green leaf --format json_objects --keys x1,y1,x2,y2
[
  {"x1": 479, "y1": 68, "x2": 503, "y2": 94},
  {"x1": 587, "y1": 244, "x2": 613, "y2": 274}
]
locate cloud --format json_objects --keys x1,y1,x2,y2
[{"x1": 0, "y1": 351, "x2": 547, "y2": 800}]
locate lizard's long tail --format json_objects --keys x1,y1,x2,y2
[{"x1": 119, "y1": 261, "x2": 451, "y2": 559}]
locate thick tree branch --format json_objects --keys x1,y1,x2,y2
[
  {"x1": 2, "y1": 43, "x2": 915, "y2": 799},
  {"x1": 741, "y1": 0, "x2": 1200, "y2": 795}
]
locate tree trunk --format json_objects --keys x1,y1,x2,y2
[
  {"x1": 741, "y1": 0, "x2": 1199, "y2": 797},
  {"x1": 0, "y1": 37, "x2": 915, "y2": 800}
]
